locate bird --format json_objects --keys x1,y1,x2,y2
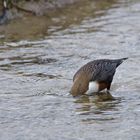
[{"x1": 70, "y1": 58, "x2": 128, "y2": 97}]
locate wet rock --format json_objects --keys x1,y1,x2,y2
[
  {"x1": 0, "y1": 0, "x2": 80, "y2": 25},
  {"x1": 22, "y1": 0, "x2": 80, "y2": 16}
]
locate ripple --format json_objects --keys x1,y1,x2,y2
[{"x1": 0, "y1": 0, "x2": 140, "y2": 139}]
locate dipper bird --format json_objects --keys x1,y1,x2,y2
[{"x1": 70, "y1": 58, "x2": 128, "y2": 97}]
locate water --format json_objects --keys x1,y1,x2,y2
[{"x1": 0, "y1": 0, "x2": 140, "y2": 140}]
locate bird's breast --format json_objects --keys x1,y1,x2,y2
[{"x1": 85, "y1": 81, "x2": 99, "y2": 95}]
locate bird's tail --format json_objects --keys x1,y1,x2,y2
[{"x1": 116, "y1": 57, "x2": 128, "y2": 67}]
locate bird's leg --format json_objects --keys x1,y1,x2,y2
[
  {"x1": 106, "y1": 83, "x2": 111, "y2": 94},
  {"x1": 106, "y1": 90, "x2": 110, "y2": 94}
]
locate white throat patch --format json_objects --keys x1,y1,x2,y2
[{"x1": 85, "y1": 81, "x2": 99, "y2": 95}]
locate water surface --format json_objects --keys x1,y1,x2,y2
[{"x1": 0, "y1": 0, "x2": 140, "y2": 140}]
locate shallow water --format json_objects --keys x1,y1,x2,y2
[{"x1": 0, "y1": 0, "x2": 140, "y2": 140}]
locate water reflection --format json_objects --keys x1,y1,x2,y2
[
  {"x1": 0, "y1": 0, "x2": 140, "y2": 139},
  {"x1": 74, "y1": 93, "x2": 121, "y2": 124}
]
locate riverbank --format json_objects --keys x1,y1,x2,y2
[
  {"x1": 0, "y1": 0, "x2": 117, "y2": 41},
  {"x1": 21, "y1": 0, "x2": 81, "y2": 16},
  {"x1": 0, "y1": 0, "x2": 81, "y2": 18}
]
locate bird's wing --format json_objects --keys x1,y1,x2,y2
[
  {"x1": 73, "y1": 59, "x2": 123, "y2": 82},
  {"x1": 90, "y1": 61, "x2": 117, "y2": 82},
  {"x1": 73, "y1": 61, "x2": 95, "y2": 81}
]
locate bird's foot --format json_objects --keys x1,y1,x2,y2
[{"x1": 106, "y1": 90, "x2": 111, "y2": 94}]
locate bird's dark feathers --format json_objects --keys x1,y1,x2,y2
[{"x1": 73, "y1": 58, "x2": 128, "y2": 83}]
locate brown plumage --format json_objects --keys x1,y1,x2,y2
[{"x1": 70, "y1": 58, "x2": 128, "y2": 97}]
